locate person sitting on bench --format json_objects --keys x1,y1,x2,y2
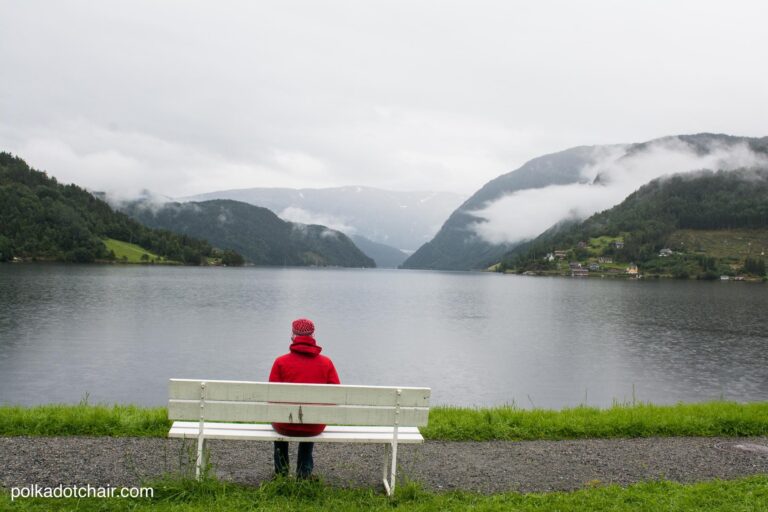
[{"x1": 269, "y1": 318, "x2": 341, "y2": 479}]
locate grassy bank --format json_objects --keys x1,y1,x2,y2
[
  {"x1": 1, "y1": 401, "x2": 767, "y2": 440},
  {"x1": 103, "y1": 238, "x2": 178, "y2": 264},
  {"x1": 0, "y1": 404, "x2": 168, "y2": 437},
  {"x1": 4, "y1": 475, "x2": 768, "y2": 511},
  {"x1": 423, "y1": 402, "x2": 768, "y2": 440}
]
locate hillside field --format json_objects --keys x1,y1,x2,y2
[
  {"x1": 103, "y1": 238, "x2": 177, "y2": 264},
  {"x1": 666, "y1": 229, "x2": 768, "y2": 260}
]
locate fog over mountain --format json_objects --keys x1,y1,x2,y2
[
  {"x1": 403, "y1": 134, "x2": 768, "y2": 271},
  {"x1": 119, "y1": 198, "x2": 375, "y2": 267},
  {"x1": 183, "y1": 187, "x2": 465, "y2": 252},
  {"x1": 401, "y1": 146, "x2": 601, "y2": 270},
  {"x1": 471, "y1": 135, "x2": 768, "y2": 245}
]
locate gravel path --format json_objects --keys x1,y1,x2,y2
[{"x1": 1, "y1": 436, "x2": 767, "y2": 494}]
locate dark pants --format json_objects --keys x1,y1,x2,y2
[{"x1": 274, "y1": 441, "x2": 314, "y2": 478}]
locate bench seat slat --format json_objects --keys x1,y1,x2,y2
[
  {"x1": 169, "y1": 422, "x2": 424, "y2": 443},
  {"x1": 168, "y1": 399, "x2": 429, "y2": 427},
  {"x1": 170, "y1": 421, "x2": 421, "y2": 435}
]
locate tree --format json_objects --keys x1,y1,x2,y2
[
  {"x1": 221, "y1": 249, "x2": 244, "y2": 267},
  {"x1": 744, "y1": 257, "x2": 766, "y2": 276},
  {"x1": 1, "y1": 152, "x2": 243, "y2": 265},
  {"x1": 0, "y1": 235, "x2": 13, "y2": 261}
]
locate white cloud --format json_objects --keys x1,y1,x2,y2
[
  {"x1": 470, "y1": 139, "x2": 768, "y2": 245},
  {"x1": 1, "y1": 119, "x2": 339, "y2": 198},
  {"x1": 320, "y1": 228, "x2": 339, "y2": 239},
  {"x1": 1, "y1": 1, "x2": 766, "y2": 198},
  {"x1": 279, "y1": 207, "x2": 357, "y2": 235}
]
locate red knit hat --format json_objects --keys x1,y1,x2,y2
[{"x1": 292, "y1": 318, "x2": 315, "y2": 336}]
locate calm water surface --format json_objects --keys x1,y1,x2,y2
[{"x1": 0, "y1": 264, "x2": 766, "y2": 408}]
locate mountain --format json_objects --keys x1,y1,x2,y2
[
  {"x1": 350, "y1": 235, "x2": 408, "y2": 268},
  {"x1": 403, "y1": 133, "x2": 768, "y2": 271},
  {"x1": 503, "y1": 167, "x2": 768, "y2": 279},
  {"x1": 0, "y1": 152, "x2": 234, "y2": 264},
  {"x1": 182, "y1": 186, "x2": 465, "y2": 252},
  {"x1": 401, "y1": 146, "x2": 603, "y2": 270},
  {"x1": 120, "y1": 199, "x2": 375, "y2": 267}
]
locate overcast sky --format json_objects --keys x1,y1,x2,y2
[{"x1": 1, "y1": 0, "x2": 767, "y2": 198}]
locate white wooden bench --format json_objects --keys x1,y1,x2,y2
[{"x1": 168, "y1": 378, "x2": 431, "y2": 495}]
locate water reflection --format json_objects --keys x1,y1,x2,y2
[{"x1": 0, "y1": 265, "x2": 766, "y2": 408}]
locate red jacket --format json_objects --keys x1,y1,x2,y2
[{"x1": 269, "y1": 335, "x2": 340, "y2": 436}]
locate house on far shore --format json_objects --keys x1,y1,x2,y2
[
  {"x1": 571, "y1": 267, "x2": 589, "y2": 277},
  {"x1": 611, "y1": 240, "x2": 625, "y2": 250},
  {"x1": 588, "y1": 262, "x2": 600, "y2": 271},
  {"x1": 626, "y1": 263, "x2": 639, "y2": 275},
  {"x1": 577, "y1": 241, "x2": 587, "y2": 249},
  {"x1": 554, "y1": 250, "x2": 568, "y2": 259},
  {"x1": 544, "y1": 253, "x2": 555, "y2": 262},
  {"x1": 659, "y1": 248, "x2": 673, "y2": 257},
  {"x1": 598, "y1": 256, "x2": 613, "y2": 264}
]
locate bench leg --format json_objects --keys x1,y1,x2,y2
[
  {"x1": 195, "y1": 436, "x2": 206, "y2": 480},
  {"x1": 381, "y1": 443, "x2": 391, "y2": 495},
  {"x1": 381, "y1": 441, "x2": 400, "y2": 496},
  {"x1": 390, "y1": 438, "x2": 399, "y2": 496}
]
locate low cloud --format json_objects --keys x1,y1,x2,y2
[
  {"x1": 2, "y1": 119, "x2": 342, "y2": 199},
  {"x1": 289, "y1": 223, "x2": 341, "y2": 241},
  {"x1": 3, "y1": 2, "x2": 768, "y2": 199},
  {"x1": 469, "y1": 138, "x2": 768, "y2": 245},
  {"x1": 278, "y1": 207, "x2": 356, "y2": 235},
  {"x1": 320, "y1": 228, "x2": 339, "y2": 239}
]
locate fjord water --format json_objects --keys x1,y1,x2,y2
[{"x1": 1, "y1": 264, "x2": 766, "y2": 408}]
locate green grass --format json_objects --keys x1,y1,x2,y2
[
  {"x1": 587, "y1": 235, "x2": 623, "y2": 255},
  {"x1": 667, "y1": 229, "x2": 768, "y2": 260},
  {"x1": 4, "y1": 475, "x2": 768, "y2": 511},
  {"x1": 0, "y1": 403, "x2": 169, "y2": 437},
  {"x1": 1, "y1": 401, "x2": 767, "y2": 440},
  {"x1": 103, "y1": 238, "x2": 177, "y2": 264},
  {"x1": 423, "y1": 402, "x2": 768, "y2": 441}
]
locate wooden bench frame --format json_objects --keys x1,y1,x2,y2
[{"x1": 168, "y1": 379, "x2": 431, "y2": 495}]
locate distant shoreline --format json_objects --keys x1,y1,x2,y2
[{"x1": 499, "y1": 269, "x2": 767, "y2": 283}]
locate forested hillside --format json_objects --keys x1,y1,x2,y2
[
  {"x1": 121, "y1": 199, "x2": 376, "y2": 267},
  {"x1": 0, "y1": 153, "x2": 238, "y2": 264},
  {"x1": 183, "y1": 186, "x2": 464, "y2": 252},
  {"x1": 402, "y1": 146, "x2": 599, "y2": 270},
  {"x1": 503, "y1": 168, "x2": 768, "y2": 279},
  {"x1": 405, "y1": 134, "x2": 768, "y2": 271}
]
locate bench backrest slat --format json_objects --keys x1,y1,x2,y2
[
  {"x1": 168, "y1": 379, "x2": 431, "y2": 427},
  {"x1": 170, "y1": 379, "x2": 430, "y2": 407}
]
